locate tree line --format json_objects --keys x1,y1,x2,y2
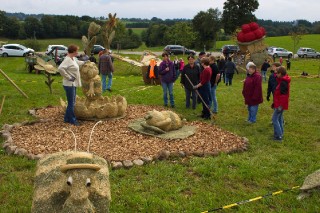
[
  {"x1": 1, "y1": 0, "x2": 319, "y2": 51},
  {"x1": 0, "y1": 11, "x2": 142, "y2": 50}
]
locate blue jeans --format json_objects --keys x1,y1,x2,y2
[
  {"x1": 272, "y1": 108, "x2": 284, "y2": 139},
  {"x1": 63, "y1": 86, "x2": 77, "y2": 124},
  {"x1": 175, "y1": 69, "x2": 180, "y2": 81},
  {"x1": 101, "y1": 72, "x2": 113, "y2": 92},
  {"x1": 261, "y1": 70, "x2": 267, "y2": 82},
  {"x1": 209, "y1": 85, "x2": 218, "y2": 113},
  {"x1": 247, "y1": 105, "x2": 259, "y2": 123},
  {"x1": 161, "y1": 82, "x2": 174, "y2": 106},
  {"x1": 185, "y1": 87, "x2": 197, "y2": 109},
  {"x1": 220, "y1": 71, "x2": 225, "y2": 83},
  {"x1": 226, "y1": 73, "x2": 234, "y2": 85}
]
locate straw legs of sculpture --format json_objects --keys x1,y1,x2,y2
[
  {"x1": 101, "y1": 72, "x2": 113, "y2": 92},
  {"x1": 272, "y1": 108, "x2": 284, "y2": 141},
  {"x1": 209, "y1": 84, "x2": 218, "y2": 113},
  {"x1": 63, "y1": 85, "x2": 79, "y2": 125},
  {"x1": 184, "y1": 87, "x2": 197, "y2": 109},
  {"x1": 247, "y1": 105, "x2": 259, "y2": 123},
  {"x1": 161, "y1": 82, "x2": 175, "y2": 107}
]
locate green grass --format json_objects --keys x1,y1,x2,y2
[
  {"x1": 130, "y1": 28, "x2": 147, "y2": 36},
  {"x1": 0, "y1": 53, "x2": 320, "y2": 212}
]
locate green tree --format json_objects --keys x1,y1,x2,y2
[
  {"x1": 289, "y1": 27, "x2": 305, "y2": 53},
  {"x1": 2, "y1": 17, "x2": 20, "y2": 39},
  {"x1": 163, "y1": 22, "x2": 196, "y2": 48},
  {"x1": 41, "y1": 15, "x2": 56, "y2": 38},
  {"x1": 0, "y1": 10, "x2": 7, "y2": 36},
  {"x1": 110, "y1": 22, "x2": 141, "y2": 50},
  {"x1": 192, "y1": 8, "x2": 221, "y2": 50},
  {"x1": 222, "y1": 0, "x2": 259, "y2": 34},
  {"x1": 144, "y1": 24, "x2": 168, "y2": 47},
  {"x1": 24, "y1": 16, "x2": 43, "y2": 38}
]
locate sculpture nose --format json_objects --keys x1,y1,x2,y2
[{"x1": 69, "y1": 186, "x2": 89, "y2": 203}]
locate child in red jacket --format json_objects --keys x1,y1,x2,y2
[{"x1": 272, "y1": 66, "x2": 291, "y2": 141}]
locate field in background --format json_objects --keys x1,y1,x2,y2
[
  {"x1": 130, "y1": 28, "x2": 147, "y2": 36},
  {"x1": 0, "y1": 53, "x2": 319, "y2": 212}
]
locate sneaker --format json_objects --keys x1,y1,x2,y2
[
  {"x1": 171, "y1": 105, "x2": 175, "y2": 108},
  {"x1": 107, "y1": 88, "x2": 112, "y2": 92},
  {"x1": 164, "y1": 104, "x2": 168, "y2": 107},
  {"x1": 73, "y1": 121, "x2": 80, "y2": 126},
  {"x1": 247, "y1": 120, "x2": 255, "y2": 124},
  {"x1": 273, "y1": 137, "x2": 282, "y2": 142}
]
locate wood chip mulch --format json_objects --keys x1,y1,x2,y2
[{"x1": 9, "y1": 105, "x2": 248, "y2": 161}]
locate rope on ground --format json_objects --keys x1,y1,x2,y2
[{"x1": 201, "y1": 186, "x2": 300, "y2": 213}]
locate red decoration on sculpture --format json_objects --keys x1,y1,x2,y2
[{"x1": 237, "y1": 22, "x2": 266, "y2": 43}]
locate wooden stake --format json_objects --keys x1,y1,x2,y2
[
  {"x1": 0, "y1": 96, "x2": 5, "y2": 115},
  {"x1": 0, "y1": 69, "x2": 29, "y2": 98}
]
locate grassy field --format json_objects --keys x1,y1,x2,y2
[
  {"x1": 0, "y1": 53, "x2": 319, "y2": 212},
  {"x1": 130, "y1": 28, "x2": 147, "y2": 36}
]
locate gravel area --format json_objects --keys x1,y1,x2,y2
[{"x1": 8, "y1": 105, "x2": 248, "y2": 161}]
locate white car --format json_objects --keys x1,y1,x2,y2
[
  {"x1": 267, "y1": 47, "x2": 293, "y2": 58},
  {"x1": 0, "y1": 44, "x2": 34, "y2": 57},
  {"x1": 45, "y1": 45, "x2": 68, "y2": 56}
]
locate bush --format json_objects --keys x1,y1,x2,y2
[{"x1": 23, "y1": 38, "x2": 41, "y2": 51}]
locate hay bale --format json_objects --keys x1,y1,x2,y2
[{"x1": 31, "y1": 151, "x2": 111, "y2": 213}]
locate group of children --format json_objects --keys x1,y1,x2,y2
[{"x1": 242, "y1": 61, "x2": 291, "y2": 141}]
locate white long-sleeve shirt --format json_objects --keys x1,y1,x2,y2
[{"x1": 58, "y1": 56, "x2": 84, "y2": 87}]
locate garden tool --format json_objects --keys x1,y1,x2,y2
[{"x1": 184, "y1": 74, "x2": 215, "y2": 121}]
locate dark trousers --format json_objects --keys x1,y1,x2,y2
[
  {"x1": 226, "y1": 73, "x2": 234, "y2": 85},
  {"x1": 198, "y1": 82, "x2": 211, "y2": 118},
  {"x1": 63, "y1": 86, "x2": 77, "y2": 124},
  {"x1": 185, "y1": 87, "x2": 197, "y2": 109}
]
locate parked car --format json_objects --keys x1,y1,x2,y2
[
  {"x1": 163, "y1": 45, "x2": 196, "y2": 55},
  {"x1": 91, "y1": 45, "x2": 105, "y2": 54},
  {"x1": 221, "y1": 45, "x2": 239, "y2": 56},
  {"x1": 297, "y1": 47, "x2": 320, "y2": 58},
  {"x1": 268, "y1": 47, "x2": 293, "y2": 58},
  {"x1": 45, "y1": 45, "x2": 68, "y2": 56},
  {"x1": 0, "y1": 44, "x2": 34, "y2": 57}
]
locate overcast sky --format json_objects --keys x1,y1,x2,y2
[{"x1": 1, "y1": 0, "x2": 319, "y2": 22}]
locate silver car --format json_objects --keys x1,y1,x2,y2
[
  {"x1": 297, "y1": 47, "x2": 320, "y2": 58},
  {"x1": 268, "y1": 47, "x2": 293, "y2": 58},
  {"x1": 45, "y1": 45, "x2": 68, "y2": 56},
  {"x1": 0, "y1": 44, "x2": 34, "y2": 57}
]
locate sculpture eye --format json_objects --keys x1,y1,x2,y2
[
  {"x1": 67, "y1": 176, "x2": 73, "y2": 186},
  {"x1": 86, "y1": 178, "x2": 91, "y2": 187}
]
